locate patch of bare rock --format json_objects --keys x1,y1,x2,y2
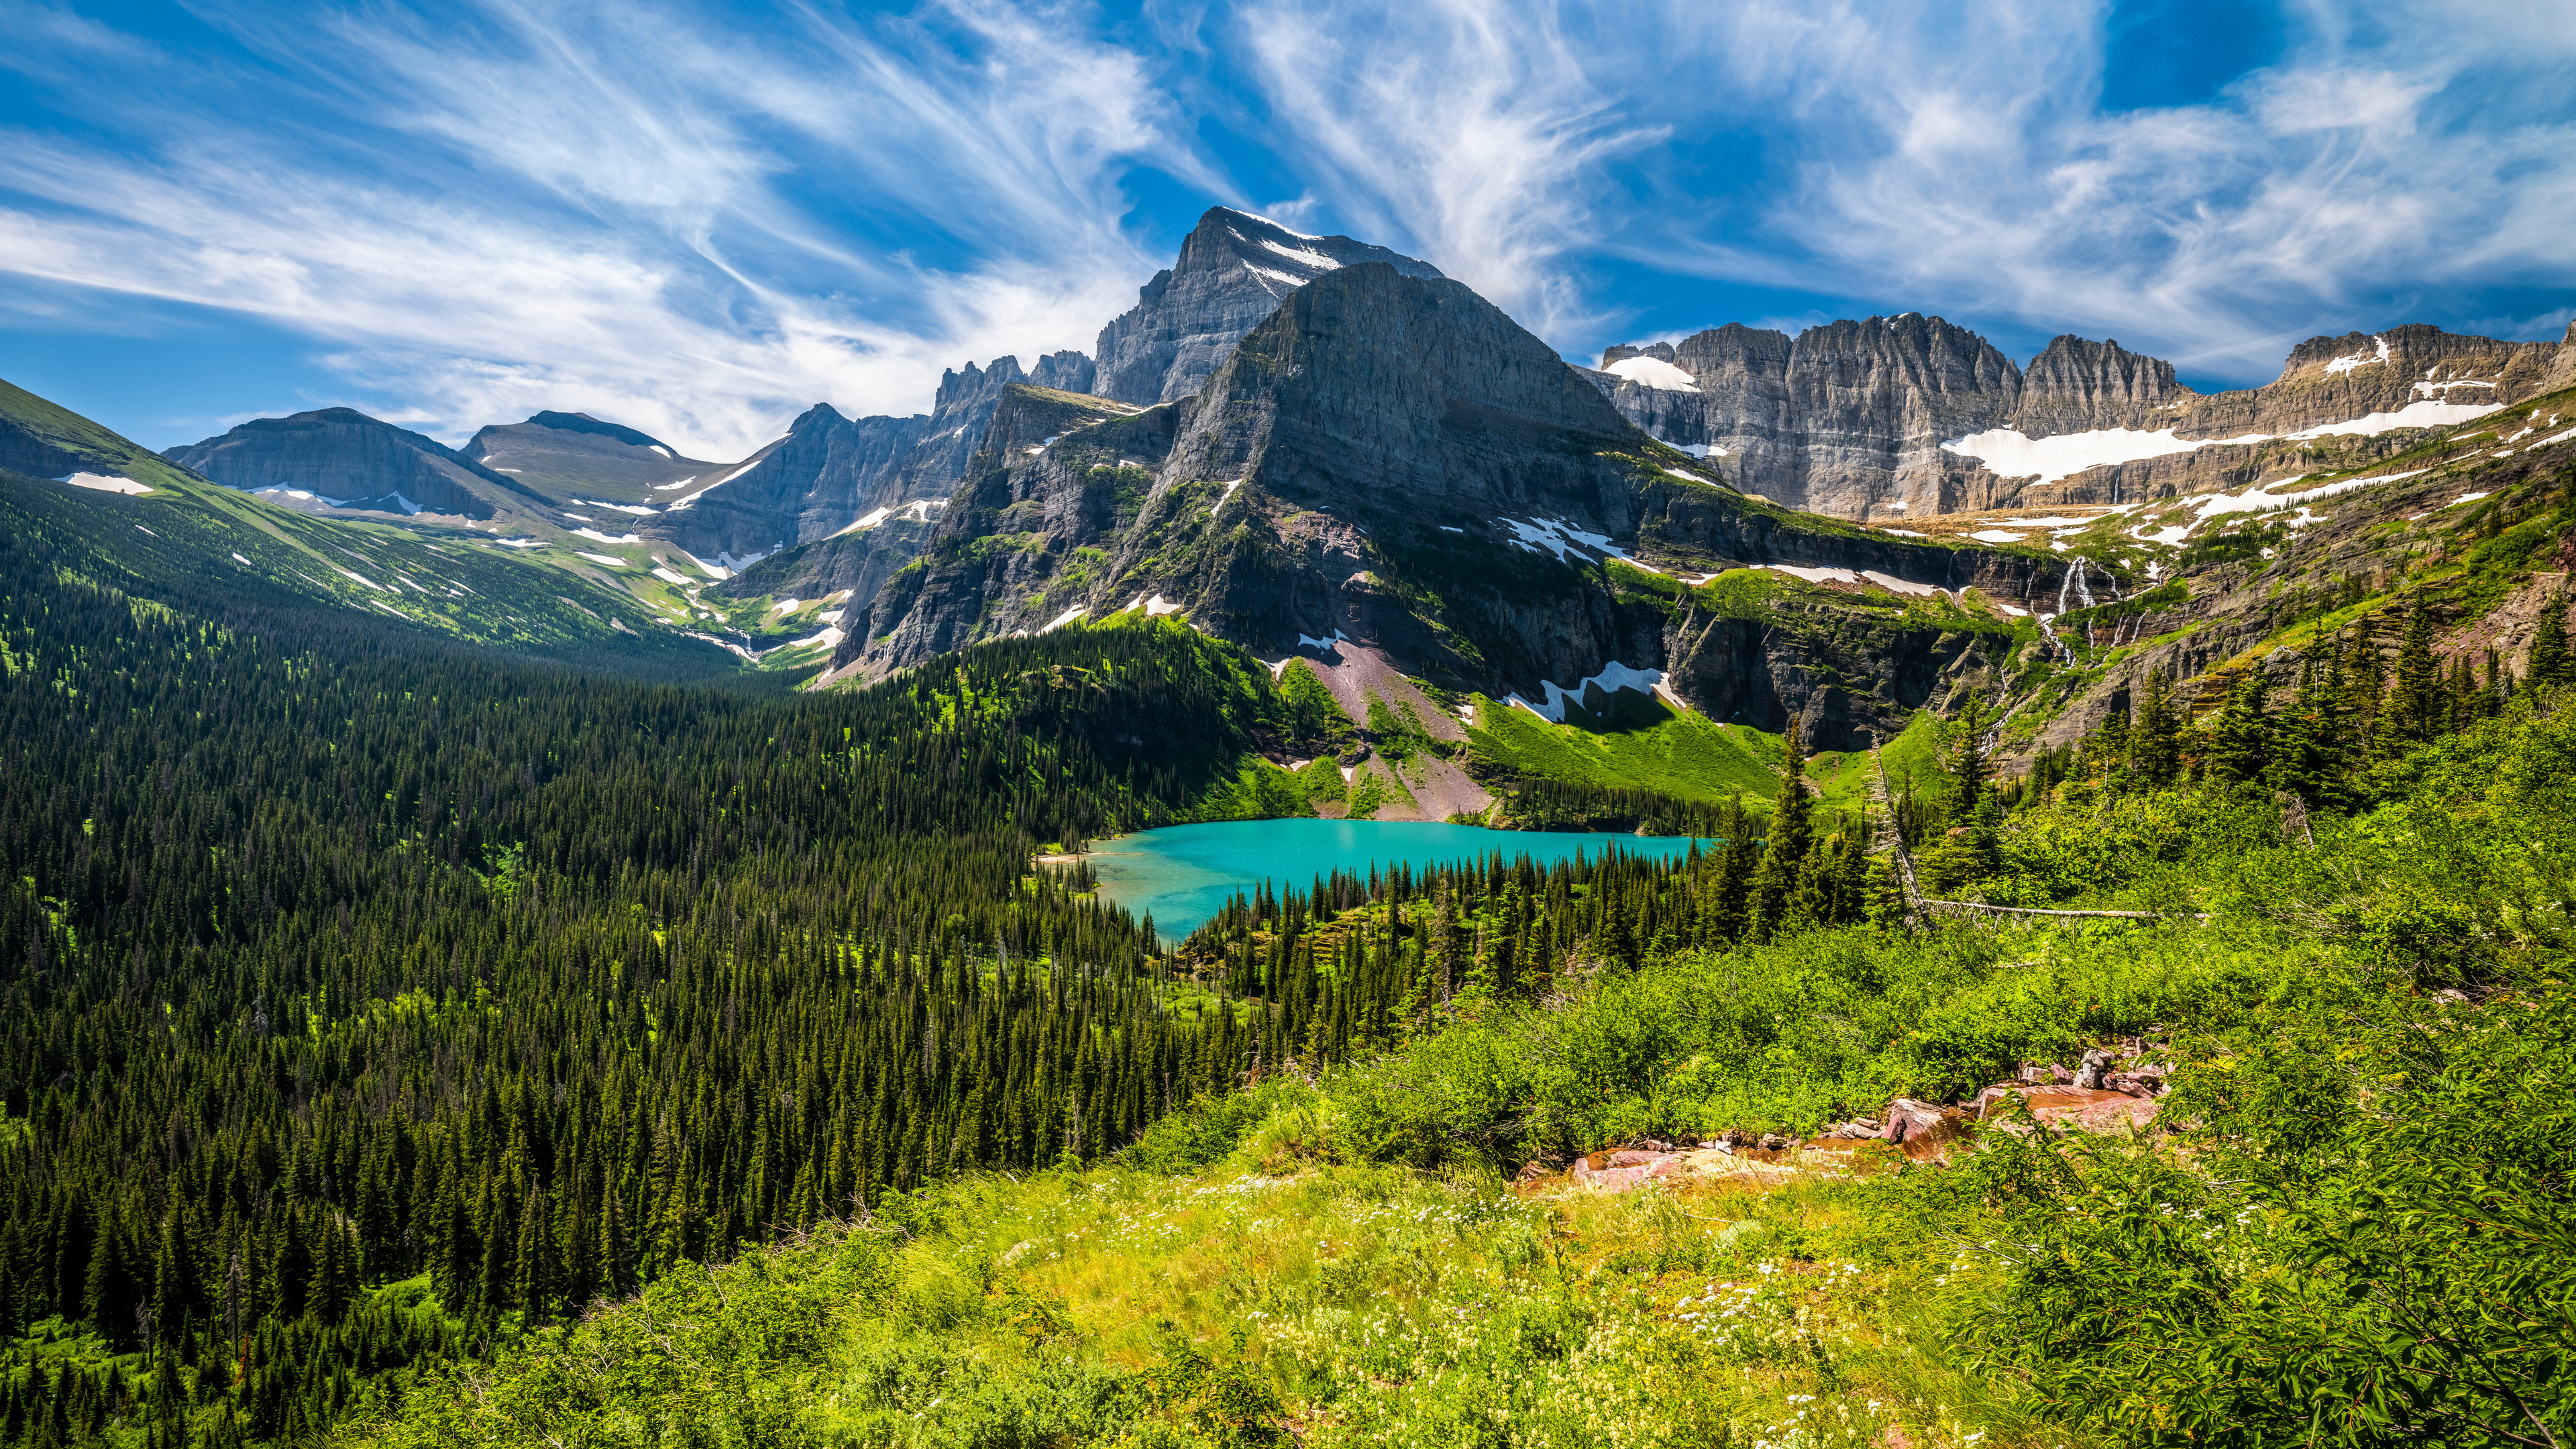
[{"x1": 1521, "y1": 1035, "x2": 2174, "y2": 1193}]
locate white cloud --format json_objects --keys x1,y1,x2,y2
[
  {"x1": 1235, "y1": 0, "x2": 1665, "y2": 338},
  {"x1": 1228, "y1": 0, "x2": 2576, "y2": 380},
  {"x1": 0, "y1": 0, "x2": 1191, "y2": 456}
]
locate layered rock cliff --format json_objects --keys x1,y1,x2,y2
[
  {"x1": 460, "y1": 412, "x2": 712, "y2": 504},
  {"x1": 1590, "y1": 317, "x2": 2576, "y2": 519},
  {"x1": 644, "y1": 354, "x2": 1101, "y2": 566},
  {"x1": 167, "y1": 409, "x2": 542, "y2": 519},
  {"x1": 1090, "y1": 207, "x2": 1444, "y2": 405},
  {"x1": 837, "y1": 266, "x2": 2065, "y2": 750}
]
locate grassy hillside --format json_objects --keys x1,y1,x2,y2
[{"x1": 321, "y1": 690, "x2": 2576, "y2": 1448}]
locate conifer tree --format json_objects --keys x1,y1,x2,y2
[
  {"x1": 2205, "y1": 673, "x2": 2273, "y2": 785},
  {"x1": 149, "y1": 1205, "x2": 199, "y2": 1350},
  {"x1": 2389, "y1": 596, "x2": 2441, "y2": 743},
  {"x1": 1943, "y1": 694, "x2": 1992, "y2": 822},
  {"x1": 1702, "y1": 796, "x2": 1757, "y2": 944},
  {"x1": 1748, "y1": 718, "x2": 1812, "y2": 940},
  {"x1": 2531, "y1": 588, "x2": 2573, "y2": 690},
  {"x1": 2131, "y1": 667, "x2": 2181, "y2": 786}
]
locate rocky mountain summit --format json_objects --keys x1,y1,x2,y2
[
  {"x1": 1091, "y1": 207, "x2": 1445, "y2": 405},
  {"x1": 166, "y1": 408, "x2": 545, "y2": 519},
  {"x1": 637, "y1": 351, "x2": 1098, "y2": 567},
  {"x1": 1591, "y1": 318, "x2": 2576, "y2": 519},
  {"x1": 460, "y1": 412, "x2": 712, "y2": 504},
  {"x1": 833, "y1": 263, "x2": 2065, "y2": 756}
]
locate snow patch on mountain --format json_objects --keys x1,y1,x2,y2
[
  {"x1": 1603, "y1": 356, "x2": 1699, "y2": 392},
  {"x1": 576, "y1": 552, "x2": 628, "y2": 568},
  {"x1": 1258, "y1": 238, "x2": 1340, "y2": 270},
  {"x1": 2324, "y1": 335, "x2": 2390, "y2": 375},
  {"x1": 1505, "y1": 661, "x2": 1676, "y2": 722},
  {"x1": 54, "y1": 472, "x2": 153, "y2": 495},
  {"x1": 1497, "y1": 516, "x2": 1639, "y2": 566},
  {"x1": 1941, "y1": 426, "x2": 2266, "y2": 484},
  {"x1": 2286, "y1": 400, "x2": 2504, "y2": 438}
]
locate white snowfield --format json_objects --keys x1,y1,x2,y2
[
  {"x1": 651, "y1": 567, "x2": 692, "y2": 585},
  {"x1": 1505, "y1": 661, "x2": 1685, "y2": 722},
  {"x1": 1497, "y1": 515, "x2": 1645, "y2": 567},
  {"x1": 1603, "y1": 356, "x2": 1700, "y2": 392},
  {"x1": 1967, "y1": 529, "x2": 2026, "y2": 544},
  {"x1": 55, "y1": 472, "x2": 152, "y2": 495},
  {"x1": 2144, "y1": 467, "x2": 2436, "y2": 539},
  {"x1": 2324, "y1": 335, "x2": 2392, "y2": 375},
  {"x1": 787, "y1": 626, "x2": 844, "y2": 651},
  {"x1": 1258, "y1": 237, "x2": 1340, "y2": 271},
  {"x1": 837, "y1": 506, "x2": 895, "y2": 535},
  {"x1": 574, "y1": 527, "x2": 643, "y2": 544},
  {"x1": 1041, "y1": 604, "x2": 1087, "y2": 633},
  {"x1": 1144, "y1": 595, "x2": 1183, "y2": 616},
  {"x1": 576, "y1": 552, "x2": 628, "y2": 568},
  {"x1": 1945, "y1": 396, "x2": 2506, "y2": 486},
  {"x1": 1751, "y1": 564, "x2": 1947, "y2": 598},
  {"x1": 655, "y1": 476, "x2": 700, "y2": 490},
  {"x1": 1941, "y1": 426, "x2": 2267, "y2": 484}
]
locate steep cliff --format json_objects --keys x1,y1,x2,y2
[
  {"x1": 643, "y1": 354, "x2": 1100, "y2": 566},
  {"x1": 166, "y1": 408, "x2": 542, "y2": 519},
  {"x1": 1090, "y1": 207, "x2": 1444, "y2": 405},
  {"x1": 839, "y1": 266, "x2": 2063, "y2": 751},
  {"x1": 460, "y1": 411, "x2": 712, "y2": 504},
  {"x1": 1591, "y1": 317, "x2": 2576, "y2": 519}
]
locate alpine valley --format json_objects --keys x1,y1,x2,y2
[{"x1": 3, "y1": 203, "x2": 2574, "y2": 1449}]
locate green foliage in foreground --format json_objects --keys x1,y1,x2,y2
[{"x1": 324, "y1": 700, "x2": 2576, "y2": 1449}]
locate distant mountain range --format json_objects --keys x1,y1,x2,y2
[{"x1": 9, "y1": 201, "x2": 2575, "y2": 800}]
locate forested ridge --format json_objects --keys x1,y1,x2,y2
[{"x1": 0, "y1": 474, "x2": 1340, "y2": 1446}]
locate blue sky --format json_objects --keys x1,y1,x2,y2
[{"x1": 3, "y1": 0, "x2": 2573, "y2": 459}]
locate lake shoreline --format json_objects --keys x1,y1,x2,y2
[{"x1": 1075, "y1": 818, "x2": 1711, "y2": 943}]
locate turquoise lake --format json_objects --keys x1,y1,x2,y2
[{"x1": 1079, "y1": 819, "x2": 1709, "y2": 943}]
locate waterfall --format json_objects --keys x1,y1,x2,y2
[{"x1": 2043, "y1": 558, "x2": 2095, "y2": 662}]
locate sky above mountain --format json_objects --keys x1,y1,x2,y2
[{"x1": 3, "y1": 0, "x2": 2573, "y2": 459}]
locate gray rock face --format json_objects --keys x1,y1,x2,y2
[
  {"x1": 841, "y1": 264, "x2": 2063, "y2": 750},
  {"x1": 0, "y1": 417, "x2": 85, "y2": 482},
  {"x1": 1589, "y1": 316, "x2": 2576, "y2": 519},
  {"x1": 1587, "y1": 315, "x2": 2025, "y2": 519},
  {"x1": 646, "y1": 352, "x2": 1085, "y2": 566},
  {"x1": 645, "y1": 405, "x2": 927, "y2": 566},
  {"x1": 460, "y1": 412, "x2": 712, "y2": 504},
  {"x1": 1030, "y1": 350, "x2": 1096, "y2": 394},
  {"x1": 166, "y1": 409, "x2": 530, "y2": 519},
  {"x1": 1090, "y1": 207, "x2": 1444, "y2": 405},
  {"x1": 2008, "y1": 336, "x2": 2180, "y2": 435}
]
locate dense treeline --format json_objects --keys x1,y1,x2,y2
[
  {"x1": 2028, "y1": 588, "x2": 2558, "y2": 808},
  {"x1": 0, "y1": 488, "x2": 1307, "y2": 1446},
  {"x1": 1173, "y1": 719, "x2": 1874, "y2": 1068}
]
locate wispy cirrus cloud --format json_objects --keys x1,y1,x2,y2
[
  {"x1": 5, "y1": 0, "x2": 2574, "y2": 450},
  {"x1": 1221, "y1": 0, "x2": 2576, "y2": 377},
  {"x1": 0, "y1": 0, "x2": 1205, "y2": 455}
]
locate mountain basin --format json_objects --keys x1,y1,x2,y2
[{"x1": 1075, "y1": 818, "x2": 1710, "y2": 944}]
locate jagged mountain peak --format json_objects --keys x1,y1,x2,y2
[
  {"x1": 1163, "y1": 261, "x2": 1634, "y2": 506},
  {"x1": 1091, "y1": 205, "x2": 1445, "y2": 406}
]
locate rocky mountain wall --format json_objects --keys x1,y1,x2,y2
[
  {"x1": 1591, "y1": 316, "x2": 2576, "y2": 520},
  {"x1": 167, "y1": 409, "x2": 531, "y2": 519},
  {"x1": 839, "y1": 265, "x2": 2057, "y2": 751},
  {"x1": 1091, "y1": 207, "x2": 1444, "y2": 405}
]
